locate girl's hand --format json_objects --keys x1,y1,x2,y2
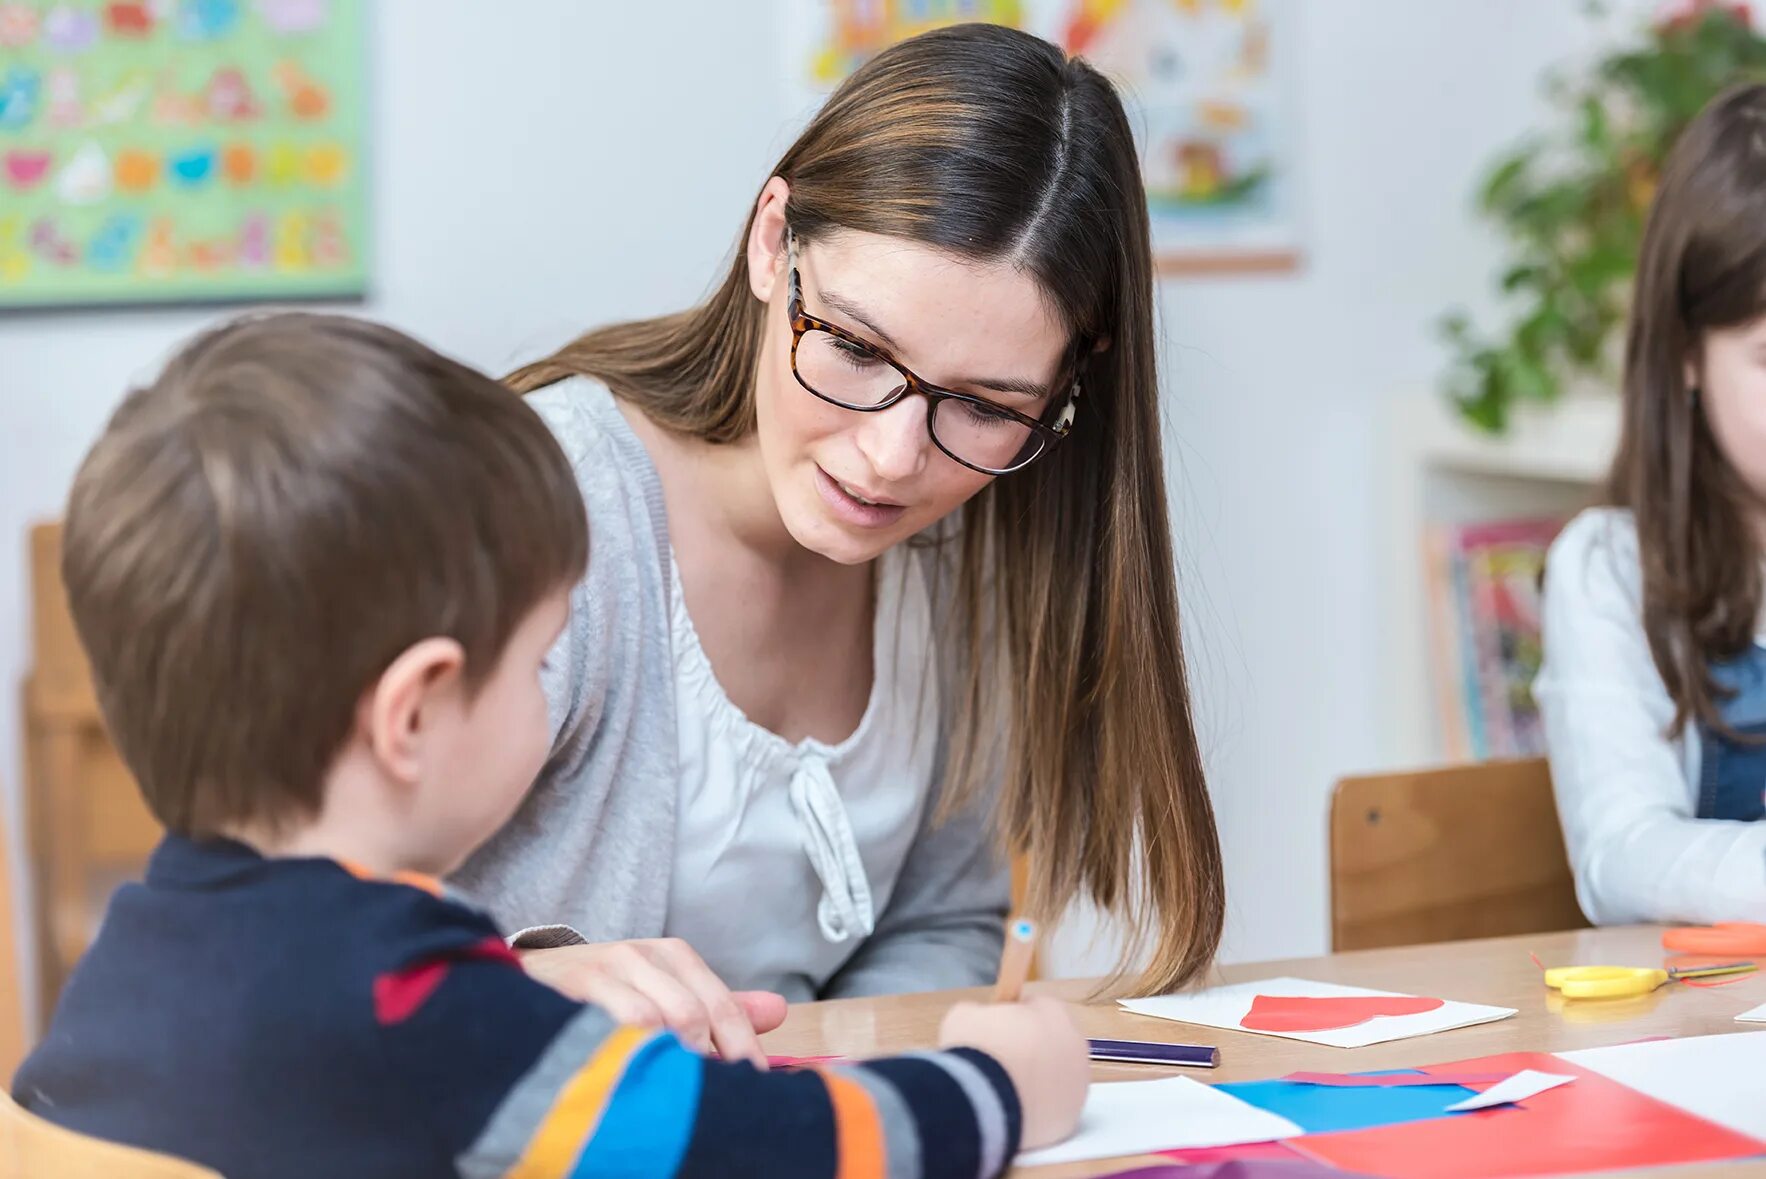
[{"x1": 519, "y1": 939, "x2": 788, "y2": 1068}]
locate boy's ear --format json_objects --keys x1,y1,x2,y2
[{"x1": 361, "y1": 637, "x2": 466, "y2": 784}]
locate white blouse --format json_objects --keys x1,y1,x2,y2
[
  {"x1": 662, "y1": 544, "x2": 942, "y2": 998},
  {"x1": 1534, "y1": 507, "x2": 1766, "y2": 926}
]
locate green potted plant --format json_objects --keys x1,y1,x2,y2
[{"x1": 1442, "y1": 1, "x2": 1766, "y2": 433}]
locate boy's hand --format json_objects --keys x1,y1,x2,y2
[
  {"x1": 938, "y1": 995, "x2": 1088, "y2": 1150},
  {"x1": 518, "y1": 939, "x2": 787, "y2": 1067}
]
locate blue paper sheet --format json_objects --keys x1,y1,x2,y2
[{"x1": 1216, "y1": 1071, "x2": 1476, "y2": 1135}]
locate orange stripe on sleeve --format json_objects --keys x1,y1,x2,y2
[
  {"x1": 507, "y1": 1025, "x2": 653, "y2": 1179},
  {"x1": 817, "y1": 1069, "x2": 887, "y2": 1179}
]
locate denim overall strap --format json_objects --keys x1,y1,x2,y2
[{"x1": 1697, "y1": 645, "x2": 1766, "y2": 822}]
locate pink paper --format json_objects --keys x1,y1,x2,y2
[{"x1": 766, "y1": 1054, "x2": 842, "y2": 1068}]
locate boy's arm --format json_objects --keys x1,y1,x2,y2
[{"x1": 376, "y1": 917, "x2": 1022, "y2": 1179}]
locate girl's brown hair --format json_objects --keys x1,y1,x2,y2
[
  {"x1": 509, "y1": 24, "x2": 1222, "y2": 994},
  {"x1": 1608, "y1": 82, "x2": 1766, "y2": 738}
]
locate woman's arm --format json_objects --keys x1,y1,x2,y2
[{"x1": 1536, "y1": 512, "x2": 1766, "y2": 925}]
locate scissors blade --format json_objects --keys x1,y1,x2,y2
[{"x1": 1666, "y1": 961, "x2": 1757, "y2": 981}]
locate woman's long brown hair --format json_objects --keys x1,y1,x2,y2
[
  {"x1": 1607, "y1": 82, "x2": 1766, "y2": 739},
  {"x1": 508, "y1": 24, "x2": 1224, "y2": 995}
]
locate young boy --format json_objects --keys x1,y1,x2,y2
[{"x1": 12, "y1": 313, "x2": 1087, "y2": 1178}]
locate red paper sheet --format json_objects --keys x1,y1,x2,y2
[
  {"x1": 766, "y1": 1054, "x2": 843, "y2": 1068},
  {"x1": 1240, "y1": 994, "x2": 1445, "y2": 1032},
  {"x1": 1281, "y1": 1071, "x2": 1510, "y2": 1088},
  {"x1": 1290, "y1": 1051, "x2": 1766, "y2": 1177}
]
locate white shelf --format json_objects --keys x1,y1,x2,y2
[
  {"x1": 1401, "y1": 389, "x2": 1619, "y2": 486},
  {"x1": 1380, "y1": 388, "x2": 1621, "y2": 770}
]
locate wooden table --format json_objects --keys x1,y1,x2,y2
[{"x1": 762, "y1": 926, "x2": 1766, "y2": 1177}]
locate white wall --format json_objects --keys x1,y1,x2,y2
[
  {"x1": 2, "y1": 1, "x2": 1653, "y2": 999},
  {"x1": 1046, "y1": 0, "x2": 1653, "y2": 975},
  {"x1": 0, "y1": 0, "x2": 787, "y2": 1027}
]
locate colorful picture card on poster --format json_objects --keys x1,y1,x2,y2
[
  {"x1": 785, "y1": 0, "x2": 1303, "y2": 276},
  {"x1": 0, "y1": 0, "x2": 368, "y2": 308}
]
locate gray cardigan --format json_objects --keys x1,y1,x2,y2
[{"x1": 449, "y1": 377, "x2": 1009, "y2": 1001}]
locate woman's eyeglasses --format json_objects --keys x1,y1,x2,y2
[{"x1": 785, "y1": 230, "x2": 1078, "y2": 476}]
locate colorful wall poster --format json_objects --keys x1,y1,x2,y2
[
  {"x1": 0, "y1": 0, "x2": 367, "y2": 308},
  {"x1": 780, "y1": 0, "x2": 1302, "y2": 275},
  {"x1": 1060, "y1": 0, "x2": 1301, "y2": 274},
  {"x1": 799, "y1": 0, "x2": 1024, "y2": 89}
]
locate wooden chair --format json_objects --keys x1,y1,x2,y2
[
  {"x1": 1329, "y1": 758, "x2": 1590, "y2": 952},
  {"x1": 0, "y1": 1093, "x2": 221, "y2": 1179},
  {"x1": 21, "y1": 523, "x2": 162, "y2": 1018}
]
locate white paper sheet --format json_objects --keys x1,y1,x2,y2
[
  {"x1": 1118, "y1": 976, "x2": 1517, "y2": 1049},
  {"x1": 1561, "y1": 1032, "x2": 1766, "y2": 1140},
  {"x1": 1017, "y1": 1076, "x2": 1303, "y2": 1167},
  {"x1": 1444, "y1": 1069, "x2": 1575, "y2": 1112},
  {"x1": 1738, "y1": 1001, "x2": 1766, "y2": 1024}
]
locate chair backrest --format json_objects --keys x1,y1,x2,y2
[
  {"x1": 1329, "y1": 758, "x2": 1589, "y2": 952},
  {"x1": 22, "y1": 522, "x2": 163, "y2": 1016},
  {"x1": 0, "y1": 1093, "x2": 221, "y2": 1179}
]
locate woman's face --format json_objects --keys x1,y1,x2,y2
[{"x1": 746, "y1": 188, "x2": 1072, "y2": 566}]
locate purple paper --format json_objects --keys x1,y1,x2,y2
[{"x1": 1102, "y1": 1163, "x2": 1363, "y2": 1179}]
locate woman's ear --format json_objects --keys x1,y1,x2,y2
[
  {"x1": 747, "y1": 176, "x2": 792, "y2": 303},
  {"x1": 360, "y1": 637, "x2": 466, "y2": 786}
]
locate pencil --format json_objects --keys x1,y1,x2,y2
[
  {"x1": 992, "y1": 916, "x2": 1037, "y2": 1002},
  {"x1": 1087, "y1": 1038, "x2": 1220, "y2": 1067}
]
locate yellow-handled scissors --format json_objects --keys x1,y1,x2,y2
[{"x1": 1544, "y1": 961, "x2": 1756, "y2": 999}]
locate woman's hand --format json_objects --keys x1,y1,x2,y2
[{"x1": 518, "y1": 939, "x2": 788, "y2": 1067}]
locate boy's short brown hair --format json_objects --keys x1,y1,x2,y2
[{"x1": 62, "y1": 312, "x2": 589, "y2": 838}]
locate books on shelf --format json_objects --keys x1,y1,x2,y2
[{"x1": 1424, "y1": 517, "x2": 1566, "y2": 760}]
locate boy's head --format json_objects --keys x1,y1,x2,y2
[{"x1": 63, "y1": 312, "x2": 587, "y2": 870}]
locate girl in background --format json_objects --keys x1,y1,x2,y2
[{"x1": 1537, "y1": 83, "x2": 1766, "y2": 925}]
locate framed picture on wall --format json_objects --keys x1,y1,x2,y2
[
  {"x1": 1061, "y1": 0, "x2": 1303, "y2": 276},
  {"x1": 0, "y1": 0, "x2": 369, "y2": 309},
  {"x1": 780, "y1": 0, "x2": 1304, "y2": 278}
]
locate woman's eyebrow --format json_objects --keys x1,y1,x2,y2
[
  {"x1": 818, "y1": 287, "x2": 1051, "y2": 401},
  {"x1": 817, "y1": 288, "x2": 903, "y2": 352},
  {"x1": 963, "y1": 375, "x2": 1050, "y2": 401}
]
